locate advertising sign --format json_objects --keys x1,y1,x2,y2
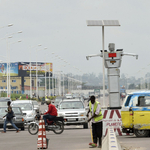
[
  {"x1": 0, "y1": 62, "x2": 18, "y2": 76},
  {"x1": 18, "y1": 62, "x2": 53, "y2": 77}
]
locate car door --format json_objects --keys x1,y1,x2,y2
[{"x1": 133, "y1": 96, "x2": 150, "y2": 130}]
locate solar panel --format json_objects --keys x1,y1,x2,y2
[
  {"x1": 103, "y1": 20, "x2": 120, "y2": 26},
  {"x1": 86, "y1": 20, "x2": 120, "y2": 26},
  {"x1": 86, "y1": 20, "x2": 103, "y2": 26}
]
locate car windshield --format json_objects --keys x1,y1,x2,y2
[
  {"x1": 55, "y1": 99, "x2": 62, "y2": 103},
  {"x1": 32, "y1": 101, "x2": 38, "y2": 105},
  {"x1": 59, "y1": 101, "x2": 84, "y2": 109},
  {"x1": 0, "y1": 107, "x2": 22, "y2": 117},
  {"x1": 0, "y1": 102, "x2": 8, "y2": 107},
  {"x1": 12, "y1": 103, "x2": 33, "y2": 111}
]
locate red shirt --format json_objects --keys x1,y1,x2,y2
[{"x1": 44, "y1": 104, "x2": 57, "y2": 116}]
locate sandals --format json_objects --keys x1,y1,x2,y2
[{"x1": 89, "y1": 143, "x2": 97, "y2": 147}]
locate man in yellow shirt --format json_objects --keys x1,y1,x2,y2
[{"x1": 87, "y1": 95, "x2": 103, "y2": 148}]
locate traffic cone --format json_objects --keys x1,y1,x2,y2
[{"x1": 37, "y1": 119, "x2": 47, "y2": 149}]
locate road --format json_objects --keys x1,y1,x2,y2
[{"x1": 0, "y1": 99, "x2": 149, "y2": 150}]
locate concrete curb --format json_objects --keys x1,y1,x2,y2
[{"x1": 102, "y1": 126, "x2": 122, "y2": 150}]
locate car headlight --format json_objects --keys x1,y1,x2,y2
[
  {"x1": 27, "y1": 113, "x2": 34, "y2": 117},
  {"x1": 80, "y1": 113, "x2": 85, "y2": 116},
  {"x1": 58, "y1": 113, "x2": 64, "y2": 117}
]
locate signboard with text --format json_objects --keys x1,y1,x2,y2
[{"x1": 18, "y1": 62, "x2": 53, "y2": 77}]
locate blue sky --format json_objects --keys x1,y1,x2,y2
[{"x1": 0, "y1": 0, "x2": 150, "y2": 78}]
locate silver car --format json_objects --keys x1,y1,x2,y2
[
  {"x1": 57, "y1": 99, "x2": 88, "y2": 129},
  {"x1": 53, "y1": 97, "x2": 64, "y2": 108},
  {"x1": 11, "y1": 100, "x2": 36, "y2": 124},
  {"x1": 32, "y1": 100, "x2": 40, "y2": 112},
  {"x1": 0, "y1": 97, "x2": 12, "y2": 107}
]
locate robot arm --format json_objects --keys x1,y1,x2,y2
[
  {"x1": 86, "y1": 53, "x2": 102, "y2": 60},
  {"x1": 121, "y1": 53, "x2": 138, "y2": 59}
]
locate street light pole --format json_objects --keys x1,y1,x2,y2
[
  {"x1": 8, "y1": 40, "x2": 21, "y2": 97},
  {"x1": 30, "y1": 44, "x2": 41, "y2": 99},
  {"x1": 45, "y1": 63, "x2": 47, "y2": 97}
]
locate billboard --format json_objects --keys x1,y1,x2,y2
[
  {"x1": 18, "y1": 62, "x2": 53, "y2": 77},
  {"x1": 0, "y1": 62, "x2": 18, "y2": 76}
]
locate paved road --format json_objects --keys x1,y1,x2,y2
[
  {"x1": 0, "y1": 101, "x2": 99, "y2": 150},
  {"x1": 0, "y1": 99, "x2": 149, "y2": 150}
]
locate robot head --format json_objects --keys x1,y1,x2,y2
[{"x1": 108, "y1": 43, "x2": 115, "y2": 52}]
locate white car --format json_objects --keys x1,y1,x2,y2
[
  {"x1": 57, "y1": 98, "x2": 88, "y2": 129},
  {"x1": 65, "y1": 94, "x2": 73, "y2": 99},
  {"x1": 32, "y1": 100, "x2": 40, "y2": 112},
  {"x1": 11, "y1": 100, "x2": 36, "y2": 124}
]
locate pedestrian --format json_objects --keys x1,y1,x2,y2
[
  {"x1": 26, "y1": 94, "x2": 28, "y2": 99},
  {"x1": 87, "y1": 95, "x2": 103, "y2": 148},
  {"x1": 2, "y1": 101, "x2": 19, "y2": 133},
  {"x1": 19, "y1": 95, "x2": 22, "y2": 100}
]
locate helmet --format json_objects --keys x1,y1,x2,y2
[{"x1": 46, "y1": 99, "x2": 51, "y2": 104}]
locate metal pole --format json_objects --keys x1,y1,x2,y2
[
  {"x1": 52, "y1": 75, "x2": 54, "y2": 96},
  {"x1": 30, "y1": 54, "x2": 32, "y2": 98},
  {"x1": 63, "y1": 73, "x2": 64, "y2": 96},
  {"x1": 6, "y1": 38, "x2": 8, "y2": 97},
  {"x1": 55, "y1": 74, "x2": 57, "y2": 96},
  {"x1": 49, "y1": 64, "x2": 50, "y2": 97},
  {"x1": 102, "y1": 26, "x2": 105, "y2": 106},
  {"x1": 68, "y1": 75, "x2": 69, "y2": 93},
  {"x1": 9, "y1": 61, "x2": 10, "y2": 97},
  {"x1": 36, "y1": 57, "x2": 38, "y2": 98},
  {"x1": 45, "y1": 63, "x2": 46, "y2": 97}
]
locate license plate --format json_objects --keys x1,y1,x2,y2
[
  {"x1": 68, "y1": 118, "x2": 76, "y2": 121},
  {"x1": 7, "y1": 123, "x2": 11, "y2": 126}
]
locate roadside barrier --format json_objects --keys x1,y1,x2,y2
[
  {"x1": 102, "y1": 109, "x2": 133, "y2": 136},
  {"x1": 102, "y1": 126, "x2": 122, "y2": 150},
  {"x1": 37, "y1": 119, "x2": 47, "y2": 149}
]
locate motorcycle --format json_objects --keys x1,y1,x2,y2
[{"x1": 28, "y1": 113, "x2": 64, "y2": 135}]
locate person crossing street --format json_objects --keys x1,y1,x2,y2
[{"x1": 2, "y1": 101, "x2": 19, "y2": 133}]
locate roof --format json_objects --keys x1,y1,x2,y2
[
  {"x1": 0, "y1": 97, "x2": 11, "y2": 102},
  {"x1": 128, "y1": 91, "x2": 150, "y2": 95},
  {"x1": 12, "y1": 100, "x2": 33, "y2": 103},
  {"x1": 61, "y1": 98, "x2": 82, "y2": 102}
]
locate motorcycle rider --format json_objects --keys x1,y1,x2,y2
[{"x1": 42, "y1": 99, "x2": 57, "y2": 127}]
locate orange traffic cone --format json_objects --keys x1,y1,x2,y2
[{"x1": 37, "y1": 119, "x2": 47, "y2": 149}]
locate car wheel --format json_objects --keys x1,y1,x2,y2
[
  {"x1": 134, "y1": 129, "x2": 149, "y2": 137},
  {"x1": 83, "y1": 123, "x2": 88, "y2": 129}
]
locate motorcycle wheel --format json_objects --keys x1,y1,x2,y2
[
  {"x1": 53, "y1": 121, "x2": 64, "y2": 134},
  {"x1": 28, "y1": 123, "x2": 39, "y2": 135}
]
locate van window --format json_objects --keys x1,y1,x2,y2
[
  {"x1": 138, "y1": 96, "x2": 150, "y2": 107},
  {"x1": 126, "y1": 95, "x2": 138, "y2": 107},
  {"x1": 125, "y1": 95, "x2": 132, "y2": 106}
]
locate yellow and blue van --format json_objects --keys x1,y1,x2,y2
[{"x1": 121, "y1": 91, "x2": 150, "y2": 137}]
